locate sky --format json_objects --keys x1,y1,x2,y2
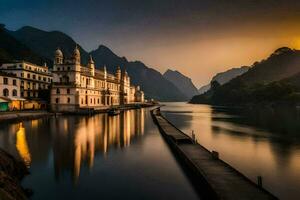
[{"x1": 1, "y1": 0, "x2": 300, "y2": 87}]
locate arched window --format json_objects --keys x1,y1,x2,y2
[
  {"x1": 12, "y1": 89, "x2": 17, "y2": 97},
  {"x1": 3, "y1": 88, "x2": 9, "y2": 97},
  {"x1": 56, "y1": 88, "x2": 60, "y2": 94},
  {"x1": 55, "y1": 98, "x2": 59, "y2": 104},
  {"x1": 67, "y1": 98, "x2": 70, "y2": 103}
]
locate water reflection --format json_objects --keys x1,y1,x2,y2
[
  {"x1": 16, "y1": 123, "x2": 31, "y2": 167},
  {"x1": 162, "y1": 102, "x2": 300, "y2": 200},
  {"x1": 53, "y1": 109, "x2": 145, "y2": 182},
  {"x1": 0, "y1": 109, "x2": 145, "y2": 183}
]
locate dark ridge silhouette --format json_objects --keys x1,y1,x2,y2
[
  {"x1": 7, "y1": 25, "x2": 186, "y2": 101},
  {"x1": 163, "y1": 69, "x2": 199, "y2": 99},
  {"x1": 198, "y1": 66, "x2": 249, "y2": 94},
  {"x1": 90, "y1": 45, "x2": 186, "y2": 101},
  {"x1": 0, "y1": 24, "x2": 49, "y2": 65},
  {"x1": 190, "y1": 47, "x2": 300, "y2": 105},
  {"x1": 11, "y1": 26, "x2": 89, "y2": 64}
]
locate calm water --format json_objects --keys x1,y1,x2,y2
[
  {"x1": 161, "y1": 102, "x2": 300, "y2": 200},
  {"x1": 0, "y1": 108, "x2": 200, "y2": 200}
]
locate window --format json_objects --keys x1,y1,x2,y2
[
  {"x1": 3, "y1": 89, "x2": 9, "y2": 97},
  {"x1": 98, "y1": 98, "x2": 100, "y2": 104},
  {"x1": 33, "y1": 75, "x2": 36, "y2": 80},
  {"x1": 67, "y1": 89, "x2": 70, "y2": 94},
  {"x1": 67, "y1": 98, "x2": 71, "y2": 103},
  {"x1": 21, "y1": 73, "x2": 24, "y2": 77},
  {"x1": 13, "y1": 79, "x2": 16, "y2": 86},
  {"x1": 56, "y1": 88, "x2": 60, "y2": 94},
  {"x1": 27, "y1": 74, "x2": 30, "y2": 79},
  {"x1": 81, "y1": 98, "x2": 83, "y2": 104},
  {"x1": 67, "y1": 67, "x2": 70, "y2": 70},
  {"x1": 21, "y1": 92, "x2": 24, "y2": 97},
  {"x1": 57, "y1": 67, "x2": 60, "y2": 71},
  {"x1": 3, "y1": 78, "x2": 8, "y2": 85},
  {"x1": 12, "y1": 89, "x2": 17, "y2": 97},
  {"x1": 55, "y1": 98, "x2": 59, "y2": 104}
]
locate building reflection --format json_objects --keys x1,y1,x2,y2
[
  {"x1": 15, "y1": 123, "x2": 31, "y2": 167},
  {"x1": 52, "y1": 109, "x2": 145, "y2": 183}
]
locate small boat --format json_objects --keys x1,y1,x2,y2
[{"x1": 108, "y1": 108, "x2": 120, "y2": 116}]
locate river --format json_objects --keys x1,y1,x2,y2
[
  {"x1": 1, "y1": 102, "x2": 299, "y2": 199},
  {"x1": 0, "y1": 108, "x2": 200, "y2": 200},
  {"x1": 161, "y1": 102, "x2": 300, "y2": 200}
]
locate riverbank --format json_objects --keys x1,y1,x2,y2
[
  {"x1": 0, "y1": 111, "x2": 53, "y2": 123},
  {"x1": 151, "y1": 107, "x2": 278, "y2": 200},
  {"x1": 0, "y1": 103, "x2": 156, "y2": 122},
  {"x1": 57, "y1": 103, "x2": 155, "y2": 115},
  {"x1": 0, "y1": 149, "x2": 30, "y2": 200}
]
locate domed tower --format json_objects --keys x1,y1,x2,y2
[
  {"x1": 73, "y1": 44, "x2": 81, "y2": 64},
  {"x1": 116, "y1": 66, "x2": 121, "y2": 81},
  {"x1": 54, "y1": 48, "x2": 63, "y2": 64}
]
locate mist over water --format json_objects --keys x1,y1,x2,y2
[{"x1": 161, "y1": 102, "x2": 300, "y2": 200}]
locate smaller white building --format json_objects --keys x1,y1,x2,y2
[
  {"x1": 0, "y1": 61, "x2": 52, "y2": 99},
  {"x1": 0, "y1": 72, "x2": 20, "y2": 99}
]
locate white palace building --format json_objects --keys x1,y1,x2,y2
[{"x1": 50, "y1": 46, "x2": 144, "y2": 112}]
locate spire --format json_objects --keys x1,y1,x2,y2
[
  {"x1": 88, "y1": 55, "x2": 94, "y2": 64},
  {"x1": 73, "y1": 44, "x2": 81, "y2": 64}
]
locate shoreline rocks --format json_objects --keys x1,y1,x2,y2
[{"x1": 0, "y1": 149, "x2": 30, "y2": 200}]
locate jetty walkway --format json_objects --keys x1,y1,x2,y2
[{"x1": 151, "y1": 107, "x2": 278, "y2": 200}]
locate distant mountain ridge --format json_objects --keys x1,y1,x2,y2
[
  {"x1": 11, "y1": 26, "x2": 90, "y2": 64},
  {"x1": 90, "y1": 45, "x2": 186, "y2": 101},
  {"x1": 0, "y1": 24, "x2": 49, "y2": 65},
  {"x1": 191, "y1": 47, "x2": 300, "y2": 105},
  {"x1": 163, "y1": 69, "x2": 199, "y2": 99},
  {"x1": 3, "y1": 25, "x2": 186, "y2": 101},
  {"x1": 198, "y1": 66, "x2": 249, "y2": 94}
]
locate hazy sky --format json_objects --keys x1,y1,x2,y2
[{"x1": 1, "y1": 0, "x2": 300, "y2": 87}]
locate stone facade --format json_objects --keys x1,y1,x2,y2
[
  {"x1": 0, "y1": 72, "x2": 20, "y2": 99},
  {"x1": 0, "y1": 61, "x2": 52, "y2": 99},
  {"x1": 50, "y1": 46, "x2": 144, "y2": 112}
]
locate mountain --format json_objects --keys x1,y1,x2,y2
[
  {"x1": 163, "y1": 69, "x2": 199, "y2": 99},
  {"x1": 9, "y1": 25, "x2": 185, "y2": 101},
  {"x1": 198, "y1": 84, "x2": 211, "y2": 95},
  {"x1": 11, "y1": 26, "x2": 89, "y2": 64},
  {"x1": 198, "y1": 66, "x2": 249, "y2": 94},
  {"x1": 90, "y1": 46, "x2": 186, "y2": 101},
  {"x1": 0, "y1": 24, "x2": 49, "y2": 65},
  {"x1": 190, "y1": 47, "x2": 300, "y2": 105}
]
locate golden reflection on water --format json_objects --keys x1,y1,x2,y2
[
  {"x1": 51, "y1": 109, "x2": 145, "y2": 182},
  {"x1": 162, "y1": 102, "x2": 300, "y2": 199},
  {"x1": 15, "y1": 123, "x2": 31, "y2": 167}
]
